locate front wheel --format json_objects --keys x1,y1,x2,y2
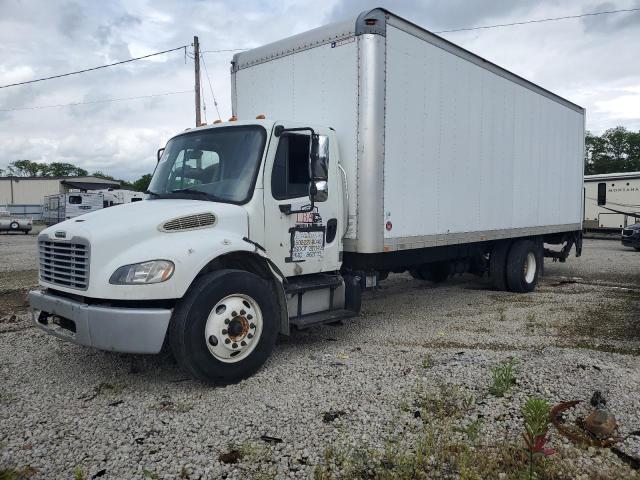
[{"x1": 169, "y1": 269, "x2": 279, "y2": 384}]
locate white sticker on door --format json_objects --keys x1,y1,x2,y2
[{"x1": 291, "y1": 229, "x2": 325, "y2": 262}]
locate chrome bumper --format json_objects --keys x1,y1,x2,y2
[{"x1": 28, "y1": 290, "x2": 172, "y2": 354}]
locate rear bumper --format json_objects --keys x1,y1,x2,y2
[{"x1": 28, "y1": 290, "x2": 172, "y2": 354}]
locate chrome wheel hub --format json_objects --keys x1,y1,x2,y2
[{"x1": 204, "y1": 294, "x2": 263, "y2": 363}]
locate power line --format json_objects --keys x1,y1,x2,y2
[
  {"x1": 0, "y1": 90, "x2": 191, "y2": 112},
  {"x1": 434, "y1": 7, "x2": 640, "y2": 33},
  {"x1": 0, "y1": 45, "x2": 188, "y2": 89},
  {"x1": 200, "y1": 54, "x2": 221, "y2": 120}
]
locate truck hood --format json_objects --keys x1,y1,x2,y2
[
  {"x1": 40, "y1": 199, "x2": 248, "y2": 244},
  {"x1": 38, "y1": 199, "x2": 251, "y2": 299}
]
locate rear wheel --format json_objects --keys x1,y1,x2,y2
[
  {"x1": 169, "y1": 269, "x2": 278, "y2": 384},
  {"x1": 505, "y1": 239, "x2": 542, "y2": 293},
  {"x1": 489, "y1": 241, "x2": 511, "y2": 291},
  {"x1": 9, "y1": 221, "x2": 19, "y2": 230}
]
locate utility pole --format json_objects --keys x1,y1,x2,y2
[{"x1": 193, "y1": 36, "x2": 201, "y2": 126}]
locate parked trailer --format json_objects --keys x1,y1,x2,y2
[
  {"x1": 43, "y1": 192, "x2": 104, "y2": 225},
  {"x1": 29, "y1": 9, "x2": 584, "y2": 384},
  {"x1": 583, "y1": 172, "x2": 640, "y2": 230}
]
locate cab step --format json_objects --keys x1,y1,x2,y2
[
  {"x1": 284, "y1": 273, "x2": 343, "y2": 294},
  {"x1": 290, "y1": 309, "x2": 357, "y2": 329}
]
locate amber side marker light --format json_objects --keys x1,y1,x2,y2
[
  {"x1": 213, "y1": 119, "x2": 222, "y2": 124},
  {"x1": 229, "y1": 116, "x2": 238, "y2": 121},
  {"x1": 256, "y1": 114, "x2": 266, "y2": 119}
]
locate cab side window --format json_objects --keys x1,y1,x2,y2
[{"x1": 272, "y1": 134, "x2": 310, "y2": 200}]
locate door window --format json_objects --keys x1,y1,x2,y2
[{"x1": 272, "y1": 134, "x2": 310, "y2": 200}]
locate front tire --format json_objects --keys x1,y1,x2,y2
[
  {"x1": 169, "y1": 269, "x2": 278, "y2": 385},
  {"x1": 10, "y1": 221, "x2": 19, "y2": 230},
  {"x1": 505, "y1": 239, "x2": 542, "y2": 293}
]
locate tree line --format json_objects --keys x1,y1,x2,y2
[
  {"x1": 0, "y1": 159, "x2": 152, "y2": 192},
  {"x1": 585, "y1": 126, "x2": 640, "y2": 175}
]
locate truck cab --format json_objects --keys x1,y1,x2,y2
[{"x1": 29, "y1": 119, "x2": 356, "y2": 384}]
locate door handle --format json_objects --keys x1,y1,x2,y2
[{"x1": 326, "y1": 218, "x2": 338, "y2": 243}]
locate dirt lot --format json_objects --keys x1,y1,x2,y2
[{"x1": 1, "y1": 235, "x2": 639, "y2": 479}]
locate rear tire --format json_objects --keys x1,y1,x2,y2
[
  {"x1": 10, "y1": 221, "x2": 19, "y2": 230},
  {"x1": 169, "y1": 269, "x2": 278, "y2": 385},
  {"x1": 505, "y1": 239, "x2": 542, "y2": 293},
  {"x1": 489, "y1": 241, "x2": 511, "y2": 291}
]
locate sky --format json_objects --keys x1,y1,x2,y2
[{"x1": 1, "y1": 0, "x2": 639, "y2": 181}]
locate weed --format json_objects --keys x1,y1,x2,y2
[
  {"x1": 72, "y1": 466, "x2": 85, "y2": 480},
  {"x1": 413, "y1": 383, "x2": 474, "y2": 420},
  {"x1": 521, "y1": 397, "x2": 554, "y2": 480},
  {"x1": 0, "y1": 466, "x2": 38, "y2": 480},
  {"x1": 142, "y1": 469, "x2": 159, "y2": 479},
  {"x1": 421, "y1": 354, "x2": 431, "y2": 369},
  {"x1": 455, "y1": 418, "x2": 483, "y2": 442},
  {"x1": 497, "y1": 307, "x2": 507, "y2": 321},
  {"x1": 489, "y1": 360, "x2": 517, "y2": 397}
]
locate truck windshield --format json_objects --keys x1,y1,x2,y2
[{"x1": 148, "y1": 125, "x2": 267, "y2": 204}]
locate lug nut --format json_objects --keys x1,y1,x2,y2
[
  {"x1": 247, "y1": 314, "x2": 253, "y2": 320},
  {"x1": 232, "y1": 311, "x2": 238, "y2": 317},
  {"x1": 250, "y1": 323, "x2": 255, "y2": 329},
  {"x1": 232, "y1": 342, "x2": 238, "y2": 349},
  {"x1": 222, "y1": 329, "x2": 227, "y2": 335},
  {"x1": 240, "y1": 341, "x2": 246, "y2": 346},
  {"x1": 225, "y1": 338, "x2": 231, "y2": 344},
  {"x1": 240, "y1": 309, "x2": 246, "y2": 315},
  {"x1": 208, "y1": 335, "x2": 218, "y2": 346},
  {"x1": 247, "y1": 333, "x2": 254, "y2": 339},
  {"x1": 224, "y1": 318, "x2": 230, "y2": 325}
]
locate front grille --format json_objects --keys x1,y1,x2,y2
[
  {"x1": 622, "y1": 229, "x2": 634, "y2": 236},
  {"x1": 39, "y1": 240, "x2": 89, "y2": 290},
  {"x1": 160, "y1": 213, "x2": 216, "y2": 232}
]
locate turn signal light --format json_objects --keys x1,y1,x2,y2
[
  {"x1": 256, "y1": 114, "x2": 265, "y2": 119},
  {"x1": 229, "y1": 116, "x2": 238, "y2": 121}
]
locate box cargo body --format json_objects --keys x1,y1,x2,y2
[{"x1": 232, "y1": 9, "x2": 585, "y2": 257}]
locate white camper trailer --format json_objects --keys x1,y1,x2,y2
[
  {"x1": 43, "y1": 192, "x2": 104, "y2": 225},
  {"x1": 584, "y1": 172, "x2": 640, "y2": 230},
  {"x1": 99, "y1": 189, "x2": 146, "y2": 207},
  {"x1": 30, "y1": 9, "x2": 584, "y2": 384}
]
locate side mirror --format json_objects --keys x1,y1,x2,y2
[
  {"x1": 157, "y1": 148, "x2": 165, "y2": 163},
  {"x1": 310, "y1": 134, "x2": 329, "y2": 202}
]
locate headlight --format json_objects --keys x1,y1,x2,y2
[{"x1": 109, "y1": 260, "x2": 174, "y2": 285}]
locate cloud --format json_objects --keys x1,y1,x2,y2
[{"x1": 0, "y1": 0, "x2": 639, "y2": 180}]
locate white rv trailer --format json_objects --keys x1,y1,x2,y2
[
  {"x1": 98, "y1": 188, "x2": 146, "y2": 207},
  {"x1": 30, "y1": 9, "x2": 584, "y2": 384},
  {"x1": 44, "y1": 190, "x2": 146, "y2": 225},
  {"x1": 43, "y1": 192, "x2": 104, "y2": 225},
  {"x1": 583, "y1": 172, "x2": 640, "y2": 230}
]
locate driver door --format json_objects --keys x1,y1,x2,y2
[{"x1": 263, "y1": 124, "x2": 341, "y2": 278}]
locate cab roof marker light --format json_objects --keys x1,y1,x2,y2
[{"x1": 256, "y1": 114, "x2": 266, "y2": 119}]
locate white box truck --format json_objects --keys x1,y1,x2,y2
[{"x1": 29, "y1": 9, "x2": 584, "y2": 384}]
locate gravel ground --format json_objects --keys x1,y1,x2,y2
[{"x1": 1, "y1": 237, "x2": 639, "y2": 479}]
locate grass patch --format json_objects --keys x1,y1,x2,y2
[
  {"x1": 489, "y1": 360, "x2": 517, "y2": 397},
  {"x1": 568, "y1": 294, "x2": 640, "y2": 342},
  {"x1": 413, "y1": 384, "x2": 475, "y2": 420},
  {"x1": 0, "y1": 466, "x2": 38, "y2": 480}
]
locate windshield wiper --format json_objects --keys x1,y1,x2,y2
[{"x1": 170, "y1": 188, "x2": 219, "y2": 200}]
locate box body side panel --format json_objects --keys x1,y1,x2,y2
[{"x1": 383, "y1": 25, "x2": 584, "y2": 248}]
